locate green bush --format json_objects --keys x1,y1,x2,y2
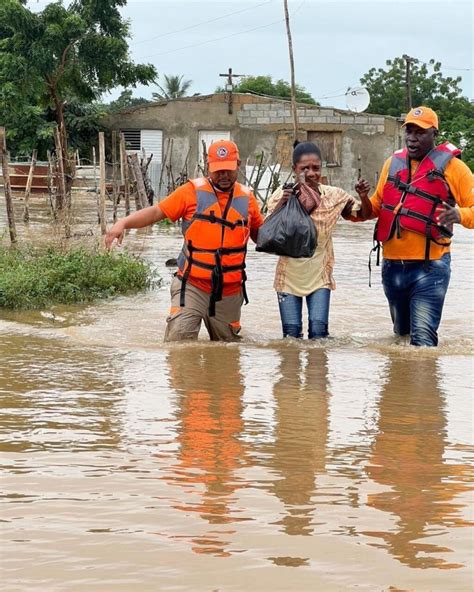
[{"x1": 0, "y1": 246, "x2": 158, "y2": 309}]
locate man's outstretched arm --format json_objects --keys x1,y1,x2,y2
[{"x1": 105, "y1": 205, "x2": 166, "y2": 249}]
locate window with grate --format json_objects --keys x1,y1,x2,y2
[
  {"x1": 307, "y1": 131, "x2": 342, "y2": 167},
  {"x1": 121, "y1": 129, "x2": 141, "y2": 151}
]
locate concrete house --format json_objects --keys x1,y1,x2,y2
[{"x1": 103, "y1": 93, "x2": 403, "y2": 197}]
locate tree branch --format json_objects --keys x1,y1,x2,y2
[{"x1": 54, "y1": 39, "x2": 78, "y2": 85}]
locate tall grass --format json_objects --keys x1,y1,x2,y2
[{"x1": 0, "y1": 245, "x2": 157, "y2": 309}]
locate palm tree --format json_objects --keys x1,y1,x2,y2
[{"x1": 152, "y1": 74, "x2": 193, "y2": 101}]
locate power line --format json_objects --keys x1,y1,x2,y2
[
  {"x1": 136, "y1": 1, "x2": 305, "y2": 60},
  {"x1": 227, "y1": 87, "x2": 346, "y2": 104},
  {"x1": 443, "y1": 66, "x2": 473, "y2": 71},
  {"x1": 315, "y1": 59, "x2": 472, "y2": 103},
  {"x1": 136, "y1": 18, "x2": 285, "y2": 59},
  {"x1": 130, "y1": 0, "x2": 274, "y2": 46},
  {"x1": 416, "y1": 58, "x2": 472, "y2": 72},
  {"x1": 315, "y1": 87, "x2": 350, "y2": 100},
  {"x1": 233, "y1": 89, "x2": 293, "y2": 102},
  {"x1": 317, "y1": 93, "x2": 347, "y2": 100}
]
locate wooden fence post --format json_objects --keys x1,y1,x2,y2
[
  {"x1": 46, "y1": 149, "x2": 57, "y2": 219},
  {"x1": 92, "y1": 146, "x2": 98, "y2": 195},
  {"x1": 166, "y1": 138, "x2": 175, "y2": 192},
  {"x1": 54, "y1": 127, "x2": 70, "y2": 237},
  {"x1": 0, "y1": 127, "x2": 17, "y2": 244},
  {"x1": 129, "y1": 153, "x2": 148, "y2": 210},
  {"x1": 140, "y1": 148, "x2": 154, "y2": 205},
  {"x1": 23, "y1": 149, "x2": 37, "y2": 223},
  {"x1": 119, "y1": 133, "x2": 130, "y2": 216},
  {"x1": 157, "y1": 137, "x2": 170, "y2": 200},
  {"x1": 54, "y1": 127, "x2": 66, "y2": 212},
  {"x1": 111, "y1": 130, "x2": 118, "y2": 222},
  {"x1": 98, "y1": 132, "x2": 107, "y2": 234}
]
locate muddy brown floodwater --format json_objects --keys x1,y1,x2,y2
[{"x1": 1, "y1": 194, "x2": 473, "y2": 591}]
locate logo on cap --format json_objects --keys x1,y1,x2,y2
[
  {"x1": 413, "y1": 108, "x2": 423, "y2": 117},
  {"x1": 216, "y1": 147, "x2": 228, "y2": 158}
]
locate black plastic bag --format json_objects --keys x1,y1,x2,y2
[{"x1": 256, "y1": 193, "x2": 317, "y2": 258}]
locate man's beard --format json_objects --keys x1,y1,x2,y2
[{"x1": 210, "y1": 179, "x2": 235, "y2": 192}]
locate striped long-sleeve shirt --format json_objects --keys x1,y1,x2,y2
[{"x1": 267, "y1": 184, "x2": 353, "y2": 296}]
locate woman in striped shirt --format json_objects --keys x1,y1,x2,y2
[{"x1": 266, "y1": 142, "x2": 372, "y2": 339}]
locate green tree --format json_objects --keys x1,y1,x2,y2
[
  {"x1": 63, "y1": 99, "x2": 108, "y2": 159},
  {"x1": 216, "y1": 75, "x2": 317, "y2": 105},
  {"x1": 360, "y1": 57, "x2": 473, "y2": 168},
  {"x1": 106, "y1": 89, "x2": 150, "y2": 112},
  {"x1": 0, "y1": 0, "x2": 156, "y2": 170},
  {"x1": 152, "y1": 74, "x2": 192, "y2": 101}
]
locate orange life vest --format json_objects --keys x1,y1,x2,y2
[{"x1": 177, "y1": 178, "x2": 250, "y2": 316}]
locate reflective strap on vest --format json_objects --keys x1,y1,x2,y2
[
  {"x1": 429, "y1": 148, "x2": 455, "y2": 173},
  {"x1": 179, "y1": 240, "x2": 194, "y2": 308},
  {"x1": 388, "y1": 153, "x2": 407, "y2": 177},
  {"x1": 192, "y1": 212, "x2": 248, "y2": 229},
  {"x1": 180, "y1": 252, "x2": 246, "y2": 273},
  {"x1": 181, "y1": 244, "x2": 246, "y2": 257}
]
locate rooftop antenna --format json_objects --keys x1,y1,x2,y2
[{"x1": 345, "y1": 86, "x2": 370, "y2": 113}]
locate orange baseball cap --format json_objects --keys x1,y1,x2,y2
[
  {"x1": 402, "y1": 106, "x2": 439, "y2": 129},
  {"x1": 207, "y1": 140, "x2": 240, "y2": 172}
]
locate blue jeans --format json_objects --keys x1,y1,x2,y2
[
  {"x1": 277, "y1": 288, "x2": 331, "y2": 339},
  {"x1": 382, "y1": 254, "x2": 451, "y2": 347}
]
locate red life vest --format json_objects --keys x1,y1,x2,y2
[
  {"x1": 177, "y1": 178, "x2": 250, "y2": 315},
  {"x1": 376, "y1": 142, "x2": 460, "y2": 259}
]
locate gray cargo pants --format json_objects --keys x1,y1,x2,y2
[{"x1": 164, "y1": 276, "x2": 244, "y2": 342}]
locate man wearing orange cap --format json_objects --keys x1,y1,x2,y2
[
  {"x1": 357, "y1": 106, "x2": 473, "y2": 346},
  {"x1": 105, "y1": 140, "x2": 264, "y2": 342}
]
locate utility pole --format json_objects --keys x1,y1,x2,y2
[
  {"x1": 219, "y1": 67, "x2": 245, "y2": 115},
  {"x1": 283, "y1": 0, "x2": 298, "y2": 141},
  {"x1": 403, "y1": 54, "x2": 417, "y2": 112}
]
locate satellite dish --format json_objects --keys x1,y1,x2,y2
[{"x1": 345, "y1": 87, "x2": 370, "y2": 113}]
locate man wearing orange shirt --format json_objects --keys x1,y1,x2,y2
[
  {"x1": 360, "y1": 106, "x2": 473, "y2": 346},
  {"x1": 105, "y1": 140, "x2": 264, "y2": 342}
]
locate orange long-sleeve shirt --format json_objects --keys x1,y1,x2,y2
[
  {"x1": 158, "y1": 180, "x2": 264, "y2": 296},
  {"x1": 368, "y1": 155, "x2": 473, "y2": 260}
]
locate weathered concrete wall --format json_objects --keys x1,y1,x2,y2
[
  {"x1": 236, "y1": 100, "x2": 401, "y2": 190},
  {"x1": 238, "y1": 102, "x2": 387, "y2": 133},
  {"x1": 323, "y1": 128, "x2": 399, "y2": 191},
  {"x1": 103, "y1": 93, "x2": 402, "y2": 196},
  {"x1": 103, "y1": 94, "x2": 239, "y2": 180}
]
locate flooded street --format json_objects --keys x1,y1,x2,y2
[{"x1": 1, "y1": 195, "x2": 473, "y2": 591}]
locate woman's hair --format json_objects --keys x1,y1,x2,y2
[{"x1": 292, "y1": 140, "x2": 322, "y2": 165}]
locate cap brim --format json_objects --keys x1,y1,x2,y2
[
  {"x1": 402, "y1": 119, "x2": 436, "y2": 129},
  {"x1": 208, "y1": 160, "x2": 238, "y2": 173}
]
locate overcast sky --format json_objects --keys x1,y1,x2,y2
[{"x1": 31, "y1": 0, "x2": 473, "y2": 109}]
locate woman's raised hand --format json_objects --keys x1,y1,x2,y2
[{"x1": 355, "y1": 179, "x2": 370, "y2": 198}]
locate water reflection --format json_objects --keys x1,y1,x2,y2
[
  {"x1": 266, "y1": 348, "x2": 329, "y2": 537},
  {"x1": 0, "y1": 334, "x2": 124, "y2": 453},
  {"x1": 1, "y1": 196, "x2": 473, "y2": 590},
  {"x1": 364, "y1": 353, "x2": 471, "y2": 569},
  {"x1": 164, "y1": 345, "x2": 247, "y2": 556}
]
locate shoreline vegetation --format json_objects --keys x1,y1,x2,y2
[{"x1": 0, "y1": 244, "x2": 158, "y2": 309}]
